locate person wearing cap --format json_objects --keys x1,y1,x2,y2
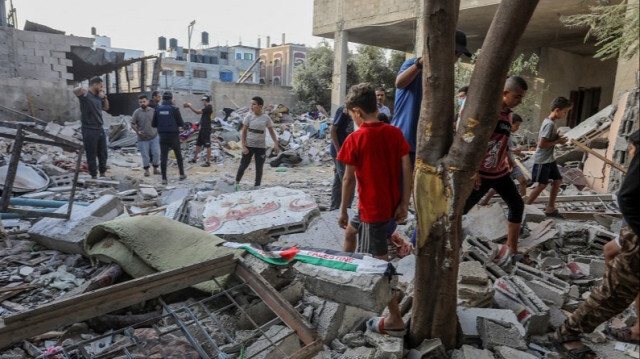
[
  {"x1": 131, "y1": 94, "x2": 161, "y2": 177},
  {"x1": 392, "y1": 30, "x2": 472, "y2": 166},
  {"x1": 184, "y1": 95, "x2": 214, "y2": 167},
  {"x1": 73, "y1": 76, "x2": 109, "y2": 179},
  {"x1": 152, "y1": 91, "x2": 187, "y2": 184}
]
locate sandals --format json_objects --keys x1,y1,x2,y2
[
  {"x1": 605, "y1": 325, "x2": 640, "y2": 344},
  {"x1": 552, "y1": 326, "x2": 598, "y2": 359},
  {"x1": 366, "y1": 317, "x2": 406, "y2": 338},
  {"x1": 545, "y1": 209, "x2": 565, "y2": 219}
]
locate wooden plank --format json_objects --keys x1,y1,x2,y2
[
  {"x1": 562, "y1": 212, "x2": 623, "y2": 220},
  {"x1": 571, "y1": 139, "x2": 627, "y2": 174},
  {"x1": 0, "y1": 255, "x2": 236, "y2": 349}
]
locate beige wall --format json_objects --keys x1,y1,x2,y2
[
  {"x1": 538, "y1": 47, "x2": 617, "y2": 128},
  {"x1": 210, "y1": 82, "x2": 297, "y2": 111}
]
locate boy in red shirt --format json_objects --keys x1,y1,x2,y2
[
  {"x1": 463, "y1": 76, "x2": 527, "y2": 264},
  {"x1": 337, "y1": 83, "x2": 412, "y2": 337}
]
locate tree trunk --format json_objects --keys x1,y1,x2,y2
[{"x1": 410, "y1": 0, "x2": 540, "y2": 349}]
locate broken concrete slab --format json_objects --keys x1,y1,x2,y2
[
  {"x1": 493, "y1": 346, "x2": 539, "y2": 359},
  {"x1": 567, "y1": 254, "x2": 606, "y2": 278},
  {"x1": 275, "y1": 209, "x2": 354, "y2": 252},
  {"x1": 451, "y1": 344, "x2": 495, "y2": 359},
  {"x1": 244, "y1": 325, "x2": 301, "y2": 359},
  {"x1": 342, "y1": 347, "x2": 376, "y2": 359},
  {"x1": 512, "y1": 262, "x2": 570, "y2": 307},
  {"x1": 203, "y1": 186, "x2": 319, "y2": 244},
  {"x1": 463, "y1": 203, "x2": 509, "y2": 242},
  {"x1": 396, "y1": 254, "x2": 416, "y2": 287},
  {"x1": 477, "y1": 317, "x2": 528, "y2": 351},
  {"x1": 522, "y1": 205, "x2": 547, "y2": 223},
  {"x1": 494, "y1": 276, "x2": 550, "y2": 335},
  {"x1": 364, "y1": 328, "x2": 403, "y2": 359},
  {"x1": 519, "y1": 220, "x2": 558, "y2": 253},
  {"x1": 293, "y1": 262, "x2": 393, "y2": 313},
  {"x1": 457, "y1": 307, "x2": 526, "y2": 342},
  {"x1": 28, "y1": 195, "x2": 123, "y2": 255},
  {"x1": 459, "y1": 261, "x2": 490, "y2": 285},
  {"x1": 406, "y1": 338, "x2": 447, "y2": 359},
  {"x1": 458, "y1": 261, "x2": 494, "y2": 308}
]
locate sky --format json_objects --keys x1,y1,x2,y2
[{"x1": 12, "y1": 0, "x2": 326, "y2": 55}]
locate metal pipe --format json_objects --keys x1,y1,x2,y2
[
  {"x1": 1, "y1": 208, "x2": 55, "y2": 219},
  {"x1": 8, "y1": 198, "x2": 89, "y2": 208}
]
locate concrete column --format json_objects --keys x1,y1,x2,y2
[
  {"x1": 331, "y1": 29, "x2": 348, "y2": 117},
  {"x1": 0, "y1": 0, "x2": 7, "y2": 27},
  {"x1": 414, "y1": 0, "x2": 425, "y2": 57}
]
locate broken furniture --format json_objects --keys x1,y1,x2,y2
[
  {"x1": 0, "y1": 255, "x2": 323, "y2": 359},
  {"x1": 0, "y1": 105, "x2": 83, "y2": 220}
]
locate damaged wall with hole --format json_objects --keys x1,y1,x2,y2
[
  {"x1": 0, "y1": 27, "x2": 93, "y2": 123},
  {"x1": 210, "y1": 82, "x2": 297, "y2": 113}
]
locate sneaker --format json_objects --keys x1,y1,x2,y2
[
  {"x1": 153, "y1": 167, "x2": 161, "y2": 175},
  {"x1": 162, "y1": 179, "x2": 168, "y2": 185},
  {"x1": 144, "y1": 168, "x2": 150, "y2": 177},
  {"x1": 91, "y1": 175, "x2": 97, "y2": 179},
  {"x1": 235, "y1": 183, "x2": 240, "y2": 192},
  {"x1": 99, "y1": 172, "x2": 106, "y2": 178},
  {"x1": 202, "y1": 162, "x2": 211, "y2": 167},
  {"x1": 179, "y1": 174, "x2": 187, "y2": 181},
  {"x1": 188, "y1": 159, "x2": 197, "y2": 164}
]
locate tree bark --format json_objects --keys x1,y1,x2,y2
[{"x1": 410, "y1": 0, "x2": 540, "y2": 349}]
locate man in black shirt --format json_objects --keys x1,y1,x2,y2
[
  {"x1": 184, "y1": 95, "x2": 214, "y2": 167},
  {"x1": 152, "y1": 91, "x2": 186, "y2": 184},
  {"x1": 148, "y1": 91, "x2": 162, "y2": 109},
  {"x1": 74, "y1": 76, "x2": 109, "y2": 179}
]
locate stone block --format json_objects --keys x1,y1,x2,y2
[
  {"x1": 276, "y1": 209, "x2": 353, "y2": 251},
  {"x1": 203, "y1": 186, "x2": 319, "y2": 244},
  {"x1": 364, "y1": 329, "x2": 403, "y2": 359},
  {"x1": 58, "y1": 58, "x2": 73, "y2": 66},
  {"x1": 457, "y1": 307, "x2": 525, "y2": 342},
  {"x1": 493, "y1": 276, "x2": 550, "y2": 335},
  {"x1": 462, "y1": 203, "x2": 509, "y2": 242},
  {"x1": 459, "y1": 261, "x2": 489, "y2": 285},
  {"x1": 512, "y1": 262, "x2": 569, "y2": 307},
  {"x1": 477, "y1": 317, "x2": 528, "y2": 351},
  {"x1": 51, "y1": 64, "x2": 67, "y2": 72},
  {"x1": 493, "y1": 346, "x2": 539, "y2": 359},
  {"x1": 451, "y1": 345, "x2": 495, "y2": 359},
  {"x1": 342, "y1": 347, "x2": 375, "y2": 359},
  {"x1": 522, "y1": 205, "x2": 546, "y2": 223},
  {"x1": 38, "y1": 42, "x2": 55, "y2": 51},
  {"x1": 294, "y1": 262, "x2": 393, "y2": 313},
  {"x1": 54, "y1": 43, "x2": 71, "y2": 52},
  {"x1": 406, "y1": 338, "x2": 447, "y2": 359},
  {"x1": 28, "y1": 195, "x2": 124, "y2": 255},
  {"x1": 396, "y1": 254, "x2": 416, "y2": 286},
  {"x1": 244, "y1": 325, "x2": 301, "y2": 359},
  {"x1": 567, "y1": 254, "x2": 606, "y2": 278},
  {"x1": 17, "y1": 47, "x2": 36, "y2": 57},
  {"x1": 22, "y1": 41, "x2": 37, "y2": 49}
]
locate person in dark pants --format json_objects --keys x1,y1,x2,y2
[
  {"x1": 184, "y1": 95, "x2": 214, "y2": 167},
  {"x1": 152, "y1": 91, "x2": 186, "y2": 185},
  {"x1": 235, "y1": 96, "x2": 280, "y2": 189},
  {"x1": 329, "y1": 104, "x2": 355, "y2": 211},
  {"x1": 74, "y1": 76, "x2": 109, "y2": 179}
]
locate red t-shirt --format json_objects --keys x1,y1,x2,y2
[
  {"x1": 337, "y1": 121, "x2": 411, "y2": 223},
  {"x1": 479, "y1": 108, "x2": 513, "y2": 179}
]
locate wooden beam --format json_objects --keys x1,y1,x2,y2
[
  {"x1": 571, "y1": 139, "x2": 627, "y2": 174},
  {"x1": 0, "y1": 255, "x2": 236, "y2": 349}
]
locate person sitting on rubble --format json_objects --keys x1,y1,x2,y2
[
  {"x1": 337, "y1": 83, "x2": 412, "y2": 337},
  {"x1": 184, "y1": 95, "x2": 214, "y2": 167},
  {"x1": 525, "y1": 96, "x2": 571, "y2": 217},
  {"x1": 74, "y1": 76, "x2": 109, "y2": 179},
  {"x1": 152, "y1": 91, "x2": 186, "y2": 185},
  {"x1": 131, "y1": 94, "x2": 161, "y2": 177},
  {"x1": 235, "y1": 96, "x2": 280, "y2": 189},
  {"x1": 553, "y1": 130, "x2": 640, "y2": 358},
  {"x1": 463, "y1": 76, "x2": 527, "y2": 265},
  {"x1": 479, "y1": 113, "x2": 528, "y2": 205}
]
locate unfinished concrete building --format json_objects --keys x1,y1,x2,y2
[{"x1": 313, "y1": 0, "x2": 639, "y2": 132}]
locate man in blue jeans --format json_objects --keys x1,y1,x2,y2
[
  {"x1": 131, "y1": 94, "x2": 160, "y2": 177},
  {"x1": 329, "y1": 104, "x2": 355, "y2": 211}
]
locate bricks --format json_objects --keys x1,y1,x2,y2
[
  {"x1": 493, "y1": 276, "x2": 550, "y2": 335},
  {"x1": 512, "y1": 262, "x2": 570, "y2": 306}
]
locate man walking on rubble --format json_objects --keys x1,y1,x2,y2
[
  {"x1": 74, "y1": 76, "x2": 109, "y2": 179},
  {"x1": 131, "y1": 94, "x2": 161, "y2": 177},
  {"x1": 152, "y1": 91, "x2": 186, "y2": 185},
  {"x1": 184, "y1": 95, "x2": 214, "y2": 167},
  {"x1": 553, "y1": 130, "x2": 640, "y2": 358}
]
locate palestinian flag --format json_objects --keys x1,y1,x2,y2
[{"x1": 223, "y1": 242, "x2": 393, "y2": 275}]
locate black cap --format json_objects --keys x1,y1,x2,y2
[
  {"x1": 162, "y1": 91, "x2": 173, "y2": 100},
  {"x1": 201, "y1": 95, "x2": 211, "y2": 102},
  {"x1": 456, "y1": 30, "x2": 472, "y2": 57}
]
